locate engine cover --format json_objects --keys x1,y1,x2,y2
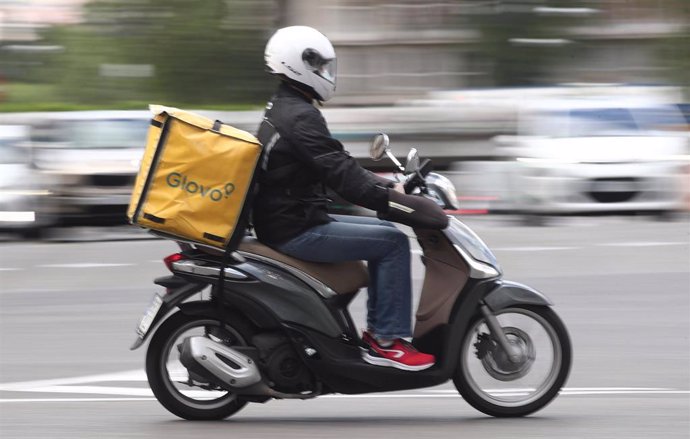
[{"x1": 252, "y1": 332, "x2": 314, "y2": 394}]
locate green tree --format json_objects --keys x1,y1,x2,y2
[
  {"x1": 472, "y1": 0, "x2": 587, "y2": 86},
  {"x1": 40, "y1": 0, "x2": 274, "y2": 106},
  {"x1": 658, "y1": 0, "x2": 690, "y2": 97}
]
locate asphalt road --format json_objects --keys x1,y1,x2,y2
[{"x1": 1, "y1": 215, "x2": 689, "y2": 438}]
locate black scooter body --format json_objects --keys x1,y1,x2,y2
[{"x1": 137, "y1": 244, "x2": 549, "y2": 396}]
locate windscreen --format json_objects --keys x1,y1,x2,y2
[
  {"x1": 523, "y1": 105, "x2": 687, "y2": 138},
  {"x1": 63, "y1": 119, "x2": 149, "y2": 149},
  {"x1": 445, "y1": 217, "x2": 499, "y2": 268}
]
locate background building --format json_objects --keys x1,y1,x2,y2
[{"x1": 278, "y1": 0, "x2": 688, "y2": 105}]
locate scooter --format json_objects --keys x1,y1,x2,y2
[{"x1": 131, "y1": 133, "x2": 572, "y2": 420}]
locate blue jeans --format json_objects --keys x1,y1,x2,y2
[{"x1": 275, "y1": 214, "x2": 412, "y2": 339}]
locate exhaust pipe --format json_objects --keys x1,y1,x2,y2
[
  {"x1": 179, "y1": 337, "x2": 262, "y2": 389},
  {"x1": 179, "y1": 336, "x2": 322, "y2": 400}
]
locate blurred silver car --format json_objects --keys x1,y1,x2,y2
[
  {"x1": 494, "y1": 100, "x2": 690, "y2": 222},
  {"x1": 0, "y1": 125, "x2": 51, "y2": 237},
  {"x1": 30, "y1": 111, "x2": 150, "y2": 225}
]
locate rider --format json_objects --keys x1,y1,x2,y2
[{"x1": 252, "y1": 26, "x2": 447, "y2": 371}]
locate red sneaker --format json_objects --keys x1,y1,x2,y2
[
  {"x1": 361, "y1": 330, "x2": 376, "y2": 347},
  {"x1": 361, "y1": 331, "x2": 435, "y2": 371}
]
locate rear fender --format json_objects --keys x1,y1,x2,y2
[
  {"x1": 483, "y1": 280, "x2": 553, "y2": 311},
  {"x1": 130, "y1": 276, "x2": 207, "y2": 350}
]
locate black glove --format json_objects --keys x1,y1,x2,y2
[{"x1": 378, "y1": 189, "x2": 449, "y2": 230}]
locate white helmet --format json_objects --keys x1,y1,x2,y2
[{"x1": 264, "y1": 26, "x2": 337, "y2": 101}]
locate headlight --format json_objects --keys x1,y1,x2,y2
[
  {"x1": 0, "y1": 211, "x2": 36, "y2": 222},
  {"x1": 658, "y1": 154, "x2": 690, "y2": 162},
  {"x1": 427, "y1": 173, "x2": 459, "y2": 209}
]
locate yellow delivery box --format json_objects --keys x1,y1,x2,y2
[{"x1": 128, "y1": 105, "x2": 262, "y2": 249}]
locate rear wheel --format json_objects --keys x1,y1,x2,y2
[
  {"x1": 145, "y1": 311, "x2": 251, "y2": 420},
  {"x1": 454, "y1": 305, "x2": 571, "y2": 417}
]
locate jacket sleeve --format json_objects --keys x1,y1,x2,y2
[
  {"x1": 378, "y1": 189, "x2": 449, "y2": 230},
  {"x1": 286, "y1": 109, "x2": 390, "y2": 212}
]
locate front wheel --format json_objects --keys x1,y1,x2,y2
[
  {"x1": 454, "y1": 305, "x2": 571, "y2": 417},
  {"x1": 145, "y1": 310, "x2": 251, "y2": 420}
]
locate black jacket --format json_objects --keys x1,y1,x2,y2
[{"x1": 252, "y1": 83, "x2": 391, "y2": 245}]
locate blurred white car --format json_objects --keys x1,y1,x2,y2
[
  {"x1": 0, "y1": 125, "x2": 51, "y2": 237},
  {"x1": 30, "y1": 111, "x2": 150, "y2": 225},
  {"x1": 494, "y1": 100, "x2": 690, "y2": 222}
]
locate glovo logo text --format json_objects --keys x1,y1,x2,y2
[{"x1": 166, "y1": 172, "x2": 235, "y2": 202}]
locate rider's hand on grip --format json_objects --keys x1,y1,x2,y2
[{"x1": 378, "y1": 189, "x2": 449, "y2": 230}]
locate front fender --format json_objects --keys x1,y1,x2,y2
[{"x1": 483, "y1": 280, "x2": 553, "y2": 311}]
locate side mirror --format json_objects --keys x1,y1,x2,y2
[
  {"x1": 369, "y1": 133, "x2": 389, "y2": 161},
  {"x1": 404, "y1": 148, "x2": 420, "y2": 173},
  {"x1": 370, "y1": 133, "x2": 405, "y2": 171}
]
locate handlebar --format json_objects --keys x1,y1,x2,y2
[
  {"x1": 403, "y1": 158, "x2": 433, "y2": 194},
  {"x1": 375, "y1": 139, "x2": 457, "y2": 210}
]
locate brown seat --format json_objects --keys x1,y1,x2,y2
[{"x1": 237, "y1": 237, "x2": 368, "y2": 295}]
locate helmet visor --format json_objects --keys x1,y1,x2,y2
[{"x1": 302, "y1": 49, "x2": 336, "y2": 84}]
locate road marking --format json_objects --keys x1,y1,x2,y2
[
  {"x1": 420, "y1": 246, "x2": 577, "y2": 254},
  {"x1": 427, "y1": 387, "x2": 671, "y2": 393},
  {"x1": 2, "y1": 262, "x2": 157, "y2": 271},
  {"x1": 3, "y1": 240, "x2": 685, "y2": 272},
  {"x1": 1, "y1": 389, "x2": 689, "y2": 403},
  {"x1": 596, "y1": 241, "x2": 688, "y2": 248},
  {"x1": 425, "y1": 387, "x2": 690, "y2": 395},
  {"x1": 321, "y1": 389, "x2": 690, "y2": 398},
  {"x1": 13, "y1": 386, "x2": 154, "y2": 397},
  {"x1": 37, "y1": 263, "x2": 135, "y2": 268},
  {"x1": 1, "y1": 371, "x2": 688, "y2": 403},
  {"x1": 559, "y1": 390, "x2": 690, "y2": 395},
  {"x1": 0, "y1": 369, "x2": 146, "y2": 391},
  {"x1": 493, "y1": 246, "x2": 578, "y2": 252},
  {"x1": 0, "y1": 398, "x2": 154, "y2": 403}
]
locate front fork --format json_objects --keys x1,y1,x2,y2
[{"x1": 479, "y1": 303, "x2": 523, "y2": 363}]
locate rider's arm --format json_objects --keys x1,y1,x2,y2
[{"x1": 287, "y1": 109, "x2": 390, "y2": 212}]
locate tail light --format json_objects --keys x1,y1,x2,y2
[{"x1": 163, "y1": 253, "x2": 186, "y2": 272}]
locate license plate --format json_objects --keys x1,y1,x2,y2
[
  {"x1": 591, "y1": 180, "x2": 637, "y2": 193},
  {"x1": 136, "y1": 294, "x2": 164, "y2": 338}
]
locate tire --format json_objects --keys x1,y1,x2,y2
[
  {"x1": 522, "y1": 213, "x2": 547, "y2": 227},
  {"x1": 19, "y1": 227, "x2": 45, "y2": 241},
  {"x1": 453, "y1": 305, "x2": 571, "y2": 417},
  {"x1": 145, "y1": 310, "x2": 251, "y2": 420}
]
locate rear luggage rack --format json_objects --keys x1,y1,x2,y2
[{"x1": 170, "y1": 259, "x2": 248, "y2": 280}]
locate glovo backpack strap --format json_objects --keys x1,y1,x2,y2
[
  {"x1": 256, "y1": 116, "x2": 301, "y2": 183},
  {"x1": 257, "y1": 117, "x2": 280, "y2": 172},
  {"x1": 212, "y1": 114, "x2": 255, "y2": 327}
]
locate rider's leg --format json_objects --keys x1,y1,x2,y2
[{"x1": 275, "y1": 215, "x2": 412, "y2": 340}]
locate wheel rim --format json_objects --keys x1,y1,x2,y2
[
  {"x1": 479, "y1": 326, "x2": 536, "y2": 381},
  {"x1": 159, "y1": 318, "x2": 245, "y2": 410},
  {"x1": 461, "y1": 307, "x2": 562, "y2": 407}
]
